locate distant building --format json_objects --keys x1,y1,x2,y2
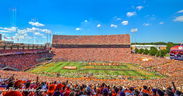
[{"x1": 131, "y1": 45, "x2": 167, "y2": 50}]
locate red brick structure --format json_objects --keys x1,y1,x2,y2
[{"x1": 52, "y1": 34, "x2": 131, "y2": 62}]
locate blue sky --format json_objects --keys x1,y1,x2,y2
[{"x1": 0, "y1": 0, "x2": 183, "y2": 44}]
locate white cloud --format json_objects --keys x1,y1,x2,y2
[
  {"x1": 35, "y1": 32, "x2": 43, "y2": 36},
  {"x1": 159, "y1": 22, "x2": 164, "y2": 24},
  {"x1": 1, "y1": 25, "x2": 52, "y2": 41},
  {"x1": 0, "y1": 27, "x2": 17, "y2": 32},
  {"x1": 0, "y1": 30, "x2": 9, "y2": 33},
  {"x1": 14, "y1": 31, "x2": 29, "y2": 40},
  {"x1": 3, "y1": 27, "x2": 17, "y2": 32},
  {"x1": 97, "y1": 24, "x2": 101, "y2": 28},
  {"x1": 15, "y1": 35, "x2": 25, "y2": 39},
  {"x1": 29, "y1": 21, "x2": 45, "y2": 27},
  {"x1": 131, "y1": 28, "x2": 138, "y2": 32},
  {"x1": 110, "y1": 24, "x2": 118, "y2": 28},
  {"x1": 12, "y1": 27, "x2": 51, "y2": 40},
  {"x1": 174, "y1": 16, "x2": 183, "y2": 22},
  {"x1": 17, "y1": 27, "x2": 37, "y2": 34},
  {"x1": 41, "y1": 29, "x2": 52, "y2": 34},
  {"x1": 84, "y1": 20, "x2": 88, "y2": 23},
  {"x1": 14, "y1": 33, "x2": 32, "y2": 40},
  {"x1": 17, "y1": 27, "x2": 52, "y2": 34},
  {"x1": 113, "y1": 16, "x2": 122, "y2": 21},
  {"x1": 143, "y1": 23, "x2": 150, "y2": 26},
  {"x1": 126, "y1": 12, "x2": 136, "y2": 17},
  {"x1": 116, "y1": 18, "x2": 122, "y2": 21},
  {"x1": 75, "y1": 27, "x2": 81, "y2": 31},
  {"x1": 177, "y1": 10, "x2": 183, "y2": 13},
  {"x1": 121, "y1": 21, "x2": 128, "y2": 25},
  {"x1": 34, "y1": 32, "x2": 46, "y2": 38},
  {"x1": 136, "y1": 6, "x2": 144, "y2": 10}
]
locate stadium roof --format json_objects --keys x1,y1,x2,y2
[{"x1": 52, "y1": 34, "x2": 130, "y2": 45}]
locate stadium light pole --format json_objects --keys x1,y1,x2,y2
[
  {"x1": 10, "y1": 8, "x2": 17, "y2": 43},
  {"x1": 47, "y1": 31, "x2": 48, "y2": 45},
  {"x1": 50, "y1": 31, "x2": 52, "y2": 48},
  {"x1": 131, "y1": 30, "x2": 137, "y2": 63}
]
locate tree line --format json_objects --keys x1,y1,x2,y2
[
  {"x1": 133, "y1": 42, "x2": 178, "y2": 57},
  {"x1": 134, "y1": 47, "x2": 168, "y2": 57},
  {"x1": 131, "y1": 42, "x2": 179, "y2": 45}
]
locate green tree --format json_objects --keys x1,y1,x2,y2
[
  {"x1": 143, "y1": 49, "x2": 149, "y2": 55},
  {"x1": 135, "y1": 48, "x2": 139, "y2": 53},
  {"x1": 166, "y1": 42, "x2": 174, "y2": 53},
  {"x1": 156, "y1": 50, "x2": 161, "y2": 57},
  {"x1": 160, "y1": 50, "x2": 167, "y2": 57},
  {"x1": 139, "y1": 49, "x2": 145, "y2": 54},
  {"x1": 149, "y1": 47, "x2": 158, "y2": 56},
  {"x1": 156, "y1": 50, "x2": 167, "y2": 57}
]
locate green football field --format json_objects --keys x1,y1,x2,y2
[{"x1": 27, "y1": 62, "x2": 164, "y2": 80}]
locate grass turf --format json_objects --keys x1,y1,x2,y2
[{"x1": 27, "y1": 62, "x2": 164, "y2": 80}]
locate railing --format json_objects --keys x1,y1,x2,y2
[
  {"x1": 0, "y1": 49, "x2": 50, "y2": 56},
  {"x1": 0, "y1": 44, "x2": 47, "y2": 50}
]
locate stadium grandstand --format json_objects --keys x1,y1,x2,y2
[
  {"x1": 0, "y1": 39, "x2": 54, "y2": 71},
  {"x1": 170, "y1": 45, "x2": 183, "y2": 60},
  {"x1": 52, "y1": 34, "x2": 131, "y2": 62}
]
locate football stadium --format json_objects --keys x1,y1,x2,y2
[
  {"x1": 27, "y1": 34, "x2": 164, "y2": 80},
  {"x1": 0, "y1": 34, "x2": 183, "y2": 95},
  {"x1": 1, "y1": 0, "x2": 183, "y2": 96}
]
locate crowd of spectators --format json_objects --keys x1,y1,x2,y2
[
  {"x1": 129, "y1": 54, "x2": 171, "y2": 67},
  {"x1": 0, "y1": 49, "x2": 46, "y2": 54},
  {"x1": 51, "y1": 49, "x2": 183, "y2": 91},
  {"x1": 52, "y1": 34, "x2": 130, "y2": 45},
  {"x1": 0, "y1": 71, "x2": 183, "y2": 96},
  {"x1": 53, "y1": 48, "x2": 131, "y2": 62},
  {"x1": 0, "y1": 53, "x2": 183, "y2": 95},
  {"x1": 53, "y1": 48, "x2": 171, "y2": 67},
  {"x1": 150, "y1": 60, "x2": 183, "y2": 77},
  {"x1": 0, "y1": 49, "x2": 53, "y2": 70}
]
